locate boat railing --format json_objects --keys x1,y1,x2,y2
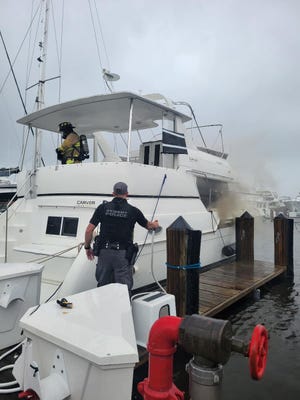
[{"x1": 3, "y1": 171, "x2": 35, "y2": 262}]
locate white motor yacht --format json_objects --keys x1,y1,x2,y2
[
  {"x1": 0, "y1": 91, "x2": 238, "y2": 300},
  {"x1": 256, "y1": 190, "x2": 286, "y2": 219},
  {"x1": 281, "y1": 193, "x2": 300, "y2": 219}
]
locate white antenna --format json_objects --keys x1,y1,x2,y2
[{"x1": 102, "y1": 68, "x2": 120, "y2": 93}]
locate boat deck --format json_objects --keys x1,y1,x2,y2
[{"x1": 199, "y1": 260, "x2": 286, "y2": 316}]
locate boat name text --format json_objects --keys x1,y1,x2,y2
[{"x1": 77, "y1": 200, "x2": 96, "y2": 207}]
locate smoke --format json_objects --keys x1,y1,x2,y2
[
  {"x1": 212, "y1": 188, "x2": 259, "y2": 221},
  {"x1": 227, "y1": 133, "x2": 278, "y2": 195}
]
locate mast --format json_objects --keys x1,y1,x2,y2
[{"x1": 33, "y1": 0, "x2": 50, "y2": 170}]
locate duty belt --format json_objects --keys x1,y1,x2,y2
[{"x1": 102, "y1": 242, "x2": 127, "y2": 250}]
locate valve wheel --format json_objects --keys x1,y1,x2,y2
[
  {"x1": 248, "y1": 324, "x2": 268, "y2": 380},
  {"x1": 18, "y1": 389, "x2": 40, "y2": 400}
]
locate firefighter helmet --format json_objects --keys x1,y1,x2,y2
[{"x1": 58, "y1": 122, "x2": 75, "y2": 138}]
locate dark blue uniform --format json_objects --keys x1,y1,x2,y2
[{"x1": 90, "y1": 197, "x2": 148, "y2": 290}]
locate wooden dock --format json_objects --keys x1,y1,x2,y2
[
  {"x1": 199, "y1": 260, "x2": 286, "y2": 316},
  {"x1": 137, "y1": 259, "x2": 286, "y2": 365}
]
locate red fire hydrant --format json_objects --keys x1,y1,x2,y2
[
  {"x1": 138, "y1": 314, "x2": 268, "y2": 400},
  {"x1": 137, "y1": 316, "x2": 184, "y2": 400}
]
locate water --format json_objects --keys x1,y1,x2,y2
[{"x1": 218, "y1": 218, "x2": 300, "y2": 399}]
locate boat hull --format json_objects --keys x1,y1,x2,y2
[{"x1": 0, "y1": 162, "x2": 235, "y2": 300}]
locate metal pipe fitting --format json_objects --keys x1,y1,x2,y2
[{"x1": 179, "y1": 314, "x2": 233, "y2": 365}]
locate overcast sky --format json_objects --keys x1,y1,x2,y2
[{"x1": 1, "y1": 0, "x2": 299, "y2": 196}]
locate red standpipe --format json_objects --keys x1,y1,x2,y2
[{"x1": 138, "y1": 315, "x2": 184, "y2": 400}]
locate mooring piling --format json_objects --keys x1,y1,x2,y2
[
  {"x1": 274, "y1": 213, "x2": 294, "y2": 277},
  {"x1": 235, "y1": 211, "x2": 254, "y2": 264},
  {"x1": 162, "y1": 212, "x2": 290, "y2": 320},
  {"x1": 166, "y1": 216, "x2": 201, "y2": 317}
]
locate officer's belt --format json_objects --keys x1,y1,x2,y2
[{"x1": 101, "y1": 242, "x2": 127, "y2": 250}]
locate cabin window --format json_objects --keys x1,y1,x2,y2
[
  {"x1": 154, "y1": 144, "x2": 160, "y2": 166},
  {"x1": 144, "y1": 145, "x2": 150, "y2": 165},
  {"x1": 46, "y1": 216, "x2": 62, "y2": 235},
  {"x1": 61, "y1": 217, "x2": 79, "y2": 237},
  {"x1": 46, "y1": 216, "x2": 79, "y2": 236}
]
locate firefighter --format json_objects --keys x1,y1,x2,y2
[{"x1": 56, "y1": 122, "x2": 81, "y2": 164}]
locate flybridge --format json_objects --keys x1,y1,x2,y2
[
  {"x1": 17, "y1": 91, "x2": 193, "y2": 168},
  {"x1": 17, "y1": 92, "x2": 191, "y2": 136}
]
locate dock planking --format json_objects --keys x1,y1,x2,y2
[
  {"x1": 199, "y1": 260, "x2": 286, "y2": 316},
  {"x1": 137, "y1": 260, "x2": 286, "y2": 364}
]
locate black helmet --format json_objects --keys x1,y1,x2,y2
[{"x1": 58, "y1": 122, "x2": 74, "y2": 138}]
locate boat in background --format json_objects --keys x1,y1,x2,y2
[
  {"x1": 256, "y1": 190, "x2": 287, "y2": 219},
  {"x1": 281, "y1": 193, "x2": 300, "y2": 219}
]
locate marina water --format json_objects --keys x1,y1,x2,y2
[{"x1": 219, "y1": 218, "x2": 300, "y2": 399}]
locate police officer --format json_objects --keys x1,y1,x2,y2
[
  {"x1": 56, "y1": 122, "x2": 81, "y2": 164},
  {"x1": 84, "y1": 182, "x2": 159, "y2": 292}
]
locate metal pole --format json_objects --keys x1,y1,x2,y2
[
  {"x1": 4, "y1": 208, "x2": 8, "y2": 263},
  {"x1": 34, "y1": 0, "x2": 50, "y2": 170},
  {"x1": 127, "y1": 98, "x2": 133, "y2": 162}
]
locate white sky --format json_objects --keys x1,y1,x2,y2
[{"x1": 0, "y1": 0, "x2": 299, "y2": 196}]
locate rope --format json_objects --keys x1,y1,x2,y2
[
  {"x1": 87, "y1": 0, "x2": 106, "y2": 92},
  {"x1": 29, "y1": 243, "x2": 85, "y2": 316},
  {"x1": 26, "y1": 5, "x2": 44, "y2": 114},
  {"x1": 50, "y1": 0, "x2": 64, "y2": 103},
  {"x1": 0, "y1": 31, "x2": 29, "y2": 119},
  {"x1": 0, "y1": 27, "x2": 45, "y2": 166},
  {"x1": 210, "y1": 210, "x2": 226, "y2": 247},
  {"x1": 26, "y1": 243, "x2": 83, "y2": 264},
  {"x1": 58, "y1": 0, "x2": 65, "y2": 102},
  {"x1": 0, "y1": 340, "x2": 25, "y2": 362},
  {"x1": 0, "y1": 3, "x2": 41, "y2": 95},
  {"x1": 93, "y1": 0, "x2": 110, "y2": 69},
  {"x1": 166, "y1": 262, "x2": 201, "y2": 270},
  {"x1": 25, "y1": 0, "x2": 35, "y2": 105}
]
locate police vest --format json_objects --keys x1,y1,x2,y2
[{"x1": 99, "y1": 200, "x2": 135, "y2": 246}]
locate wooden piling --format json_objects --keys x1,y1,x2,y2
[
  {"x1": 274, "y1": 213, "x2": 294, "y2": 277},
  {"x1": 166, "y1": 216, "x2": 201, "y2": 317},
  {"x1": 235, "y1": 211, "x2": 254, "y2": 263}
]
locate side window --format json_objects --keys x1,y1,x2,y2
[
  {"x1": 144, "y1": 145, "x2": 150, "y2": 164},
  {"x1": 154, "y1": 144, "x2": 160, "y2": 166},
  {"x1": 46, "y1": 216, "x2": 62, "y2": 235},
  {"x1": 61, "y1": 217, "x2": 79, "y2": 237},
  {"x1": 46, "y1": 216, "x2": 79, "y2": 237}
]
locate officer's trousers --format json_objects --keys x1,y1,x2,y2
[{"x1": 95, "y1": 248, "x2": 133, "y2": 291}]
